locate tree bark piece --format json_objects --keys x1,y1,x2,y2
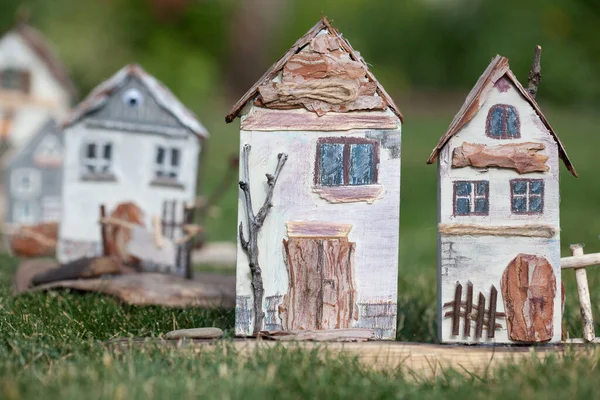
[
  {"x1": 103, "y1": 202, "x2": 145, "y2": 264},
  {"x1": 452, "y1": 142, "x2": 549, "y2": 174},
  {"x1": 238, "y1": 144, "x2": 288, "y2": 335},
  {"x1": 31, "y1": 257, "x2": 122, "y2": 286},
  {"x1": 258, "y1": 328, "x2": 373, "y2": 342},
  {"x1": 10, "y1": 222, "x2": 58, "y2": 257},
  {"x1": 570, "y1": 244, "x2": 595, "y2": 342},
  {"x1": 501, "y1": 254, "x2": 556, "y2": 342}
]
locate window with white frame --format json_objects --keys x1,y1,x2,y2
[
  {"x1": 11, "y1": 168, "x2": 41, "y2": 197},
  {"x1": 453, "y1": 180, "x2": 489, "y2": 216},
  {"x1": 510, "y1": 179, "x2": 544, "y2": 214},
  {"x1": 81, "y1": 141, "x2": 113, "y2": 175},
  {"x1": 154, "y1": 146, "x2": 181, "y2": 180}
]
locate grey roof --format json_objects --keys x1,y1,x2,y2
[{"x1": 63, "y1": 64, "x2": 208, "y2": 138}]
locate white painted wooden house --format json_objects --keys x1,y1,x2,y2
[
  {"x1": 0, "y1": 23, "x2": 75, "y2": 151},
  {"x1": 226, "y1": 17, "x2": 403, "y2": 339},
  {"x1": 427, "y1": 55, "x2": 577, "y2": 344},
  {"x1": 57, "y1": 64, "x2": 207, "y2": 263}
]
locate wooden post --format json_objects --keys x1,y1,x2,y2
[
  {"x1": 464, "y1": 281, "x2": 473, "y2": 337},
  {"x1": 488, "y1": 285, "x2": 498, "y2": 339},
  {"x1": 571, "y1": 244, "x2": 595, "y2": 342},
  {"x1": 152, "y1": 215, "x2": 163, "y2": 249},
  {"x1": 451, "y1": 282, "x2": 462, "y2": 336},
  {"x1": 100, "y1": 205, "x2": 108, "y2": 256},
  {"x1": 475, "y1": 292, "x2": 485, "y2": 339},
  {"x1": 184, "y1": 203, "x2": 195, "y2": 280}
]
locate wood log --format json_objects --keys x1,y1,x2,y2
[
  {"x1": 31, "y1": 256, "x2": 122, "y2": 286},
  {"x1": 452, "y1": 142, "x2": 549, "y2": 174},
  {"x1": 570, "y1": 244, "x2": 595, "y2": 342},
  {"x1": 560, "y1": 252, "x2": 600, "y2": 269}
]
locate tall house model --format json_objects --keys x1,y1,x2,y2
[
  {"x1": 427, "y1": 55, "x2": 577, "y2": 344},
  {"x1": 226, "y1": 17, "x2": 403, "y2": 339},
  {"x1": 0, "y1": 23, "x2": 75, "y2": 150},
  {"x1": 58, "y1": 64, "x2": 207, "y2": 263}
]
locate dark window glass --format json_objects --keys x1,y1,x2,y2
[
  {"x1": 455, "y1": 198, "x2": 471, "y2": 215},
  {"x1": 530, "y1": 196, "x2": 543, "y2": 213},
  {"x1": 156, "y1": 147, "x2": 165, "y2": 165},
  {"x1": 455, "y1": 181, "x2": 471, "y2": 196},
  {"x1": 487, "y1": 105, "x2": 520, "y2": 139},
  {"x1": 510, "y1": 179, "x2": 544, "y2": 214},
  {"x1": 320, "y1": 143, "x2": 344, "y2": 186},
  {"x1": 349, "y1": 144, "x2": 374, "y2": 185},
  {"x1": 507, "y1": 107, "x2": 519, "y2": 136},
  {"x1": 476, "y1": 181, "x2": 488, "y2": 196},
  {"x1": 171, "y1": 148, "x2": 180, "y2": 167},
  {"x1": 512, "y1": 196, "x2": 527, "y2": 213},
  {"x1": 103, "y1": 144, "x2": 112, "y2": 160},
  {"x1": 530, "y1": 180, "x2": 544, "y2": 194},
  {"x1": 512, "y1": 180, "x2": 527, "y2": 194},
  {"x1": 454, "y1": 180, "x2": 489, "y2": 216},
  {"x1": 475, "y1": 198, "x2": 488, "y2": 214},
  {"x1": 488, "y1": 107, "x2": 504, "y2": 137},
  {"x1": 87, "y1": 143, "x2": 96, "y2": 158}
]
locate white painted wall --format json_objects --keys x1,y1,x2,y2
[
  {"x1": 236, "y1": 109, "x2": 401, "y2": 337},
  {"x1": 0, "y1": 32, "x2": 71, "y2": 150},
  {"x1": 438, "y1": 79, "x2": 562, "y2": 343},
  {"x1": 57, "y1": 122, "x2": 200, "y2": 262}
]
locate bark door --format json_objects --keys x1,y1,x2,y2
[
  {"x1": 281, "y1": 236, "x2": 357, "y2": 330},
  {"x1": 501, "y1": 253, "x2": 556, "y2": 342}
]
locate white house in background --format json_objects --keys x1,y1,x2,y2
[
  {"x1": 427, "y1": 55, "x2": 577, "y2": 345},
  {"x1": 57, "y1": 64, "x2": 207, "y2": 263},
  {"x1": 226, "y1": 17, "x2": 402, "y2": 339},
  {"x1": 0, "y1": 23, "x2": 75, "y2": 151}
]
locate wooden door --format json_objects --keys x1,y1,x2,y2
[
  {"x1": 281, "y1": 236, "x2": 357, "y2": 330},
  {"x1": 501, "y1": 253, "x2": 556, "y2": 342}
]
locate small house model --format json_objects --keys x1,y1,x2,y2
[
  {"x1": 4, "y1": 118, "x2": 63, "y2": 227},
  {"x1": 226, "y1": 17, "x2": 403, "y2": 339},
  {"x1": 57, "y1": 64, "x2": 207, "y2": 264},
  {"x1": 427, "y1": 55, "x2": 577, "y2": 344},
  {"x1": 0, "y1": 23, "x2": 75, "y2": 151}
]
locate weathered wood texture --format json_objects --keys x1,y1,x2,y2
[
  {"x1": 438, "y1": 224, "x2": 556, "y2": 238},
  {"x1": 240, "y1": 108, "x2": 398, "y2": 131},
  {"x1": 286, "y1": 221, "x2": 352, "y2": 238},
  {"x1": 31, "y1": 256, "x2": 122, "y2": 286},
  {"x1": 258, "y1": 328, "x2": 373, "y2": 342},
  {"x1": 281, "y1": 237, "x2": 357, "y2": 330},
  {"x1": 313, "y1": 185, "x2": 383, "y2": 204},
  {"x1": 10, "y1": 222, "x2": 58, "y2": 257},
  {"x1": 452, "y1": 142, "x2": 549, "y2": 174},
  {"x1": 570, "y1": 244, "x2": 595, "y2": 342},
  {"x1": 104, "y1": 202, "x2": 145, "y2": 264},
  {"x1": 501, "y1": 254, "x2": 556, "y2": 342},
  {"x1": 561, "y1": 252, "x2": 600, "y2": 269}
]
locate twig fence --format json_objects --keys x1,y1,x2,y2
[{"x1": 443, "y1": 282, "x2": 505, "y2": 339}]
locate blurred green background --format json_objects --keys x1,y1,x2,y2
[{"x1": 1, "y1": 0, "x2": 600, "y2": 340}]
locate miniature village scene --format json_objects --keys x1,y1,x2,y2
[{"x1": 1, "y1": 1, "x2": 600, "y2": 397}]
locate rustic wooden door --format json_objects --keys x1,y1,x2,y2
[
  {"x1": 501, "y1": 253, "x2": 556, "y2": 342},
  {"x1": 281, "y1": 236, "x2": 357, "y2": 330}
]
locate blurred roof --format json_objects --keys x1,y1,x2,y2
[
  {"x1": 427, "y1": 55, "x2": 577, "y2": 177},
  {"x1": 226, "y1": 16, "x2": 403, "y2": 124},
  {"x1": 63, "y1": 64, "x2": 208, "y2": 138}
]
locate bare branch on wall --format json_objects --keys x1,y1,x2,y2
[
  {"x1": 527, "y1": 45, "x2": 542, "y2": 99},
  {"x1": 238, "y1": 144, "x2": 288, "y2": 335}
]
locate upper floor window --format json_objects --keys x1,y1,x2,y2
[
  {"x1": 511, "y1": 179, "x2": 544, "y2": 214},
  {"x1": 486, "y1": 104, "x2": 520, "y2": 139},
  {"x1": 34, "y1": 135, "x2": 62, "y2": 166},
  {"x1": 0, "y1": 68, "x2": 30, "y2": 93},
  {"x1": 11, "y1": 168, "x2": 41, "y2": 198},
  {"x1": 454, "y1": 180, "x2": 489, "y2": 216},
  {"x1": 316, "y1": 138, "x2": 379, "y2": 186},
  {"x1": 155, "y1": 146, "x2": 181, "y2": 180},
  {"x1": 82, "y1": 141, "x2": 113, "y2": 177}
]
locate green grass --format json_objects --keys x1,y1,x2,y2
[{"x1": 3, "y1": 108, "x2": 600, "y2": 398}]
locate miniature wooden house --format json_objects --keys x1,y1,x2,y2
[
  {"x1": 57, "y1": 64, "x2": 207, "y2": 264},
  {"x1": 4, "y1": 118, "x2": 63, "y2": 227},
  {"x1": 427, "y1": 55, "x2": 577, "y2": 344},
  {"x1": 0, "y1": 23, "x2": 75, "y2": 151},
  {"x1": 226, "y1": 17, "x2": 403, "y2": 339}
]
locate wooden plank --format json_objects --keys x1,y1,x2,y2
[
  {"x1": 464, "y1": 282, "x2": 473, "y2": 337},
  {"x1": 286, "y1": 221, "x2": 352, "y2": 238},
  {"x1": 452, "y1": 142, "x2": 549, "y2": 174},
  {"x1": 313, "y1": 185, "x2": 383, "y2": 204},
  {"x1": 561, "y1": 252, "x2": 600, "y2": 269},
  {"x1": 488, "y1": 285, "x2": 498, "y2": 339},
  {"x1": 571, "y1": 245, "x2": 595, "y2": 342},
  {"x1": 438, "y1": 223, "x2": 556, "y2": 238},
  {"x1": 475, "y1": 292, "x2": 485, "y2": 339},
  {"x1": 451, "y1": 283, "x2": 462, "y2": 336},
  {"x1": 240, "y1": 108, "x2": 399, "y2": 131}
]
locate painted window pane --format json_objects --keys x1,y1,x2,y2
[
  {"x1": 103, "y1": 144, "x2": 112, "y2": 160},
  {"x1": 476, "y1": 181, "x2": 488, "y2": 196},
  {"x1": 156, "y1": 147, "x2": 165, "y2": 164},
  {"x1": 82, "y1": 141, "x2": 113, "y2": 176},
  {"x1": 455, "y1": 198, "x2": 471, "y2": 215},
  {"x1": 349, "y1": 144, "x2": 374, "y2": 185},
  {"x1": 87, "y1": 143, "x2": 96, "y2": 158},
  {"x1": 155, "y1": 147, "x2": 181, "y2": 180},
  {"x1": 512, "y1": 181, "x2": 527, "y2": 195},
  {"x1": 320, "y1": 143, "x2": 344, "y2": 186},
  {"x1": 530, "y1": 195, "x2": 543, "y2": 213},
  {"x1": 506, "y1": 107, "x2": 519, "y2": 136},
  {"x1": 171, "y1": 148, "x2": 180, "y2": 167},
  {"x1": 455, "y1": 181, "x2": 471, "y2": 196},
  {"x1": 488, "y1": 107, "x2": 504, "y2": 137},
  {"x1": 512, "y1": 196, "x2": 527, "y2": 213},
  {"x1": 475, "y1": 198, "x2": 488, "y2": 214},
  {"x1": 530, "y1": 180, "x2": 544, "y2": 194}
]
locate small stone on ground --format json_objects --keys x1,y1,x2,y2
[{"x1": 165, "y1": 327, "x2": 223, "y2": 340}]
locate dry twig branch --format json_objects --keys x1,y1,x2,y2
[
  {"x1": 238, "y1": 144, "x2": 288, "y2": 335},
  {"x1": 527, "y1": 45, "x2": 542, "y2": 99}
]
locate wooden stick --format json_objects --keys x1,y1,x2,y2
[
  {"x1": 464, "y1": 282, "x2": 473, "y2": 337},
  {"x1": 571, "y1": 244, "x2": 595, "y2": 342},
  {"x1": 561, "y1": 252, "x2": 600, "y2": 269},
  {"x1": 99, "y1": 217, "x2": 138, "y2": 230},
  {"x1": 527, "y1": 45, "x2": 542, "y2": 99},
  {"x1": 184, "y1": 204, "x2": 195, "y2": 280},
  {"x1": 152, "y1": 215, "x2": 164, "y2": 249},
  {"x1": 452, "y1": 282, "x2": 462, "y2": 336},
  {"x1": 475, "y1": 293, "x2": 485, "y2": 339},
  {"x1": 100, "y1": 205, "x2": 108, "y2": 256},
  {"x1": 488, "y1": 285, "x2": 498, "y2": 339}
]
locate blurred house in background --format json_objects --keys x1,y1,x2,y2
[
  {"x1": 57, "y1": 64, "x2": 207, "y2": 263},
  {"x1": 0, "y1": 22, "x2": 75, "y2": 152},
  {"x1": 4, "y1": 118, "x2": 63, "y2": 227}
]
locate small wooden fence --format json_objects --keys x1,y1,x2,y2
[{"x1": 443, "y1": 282, "x2": 505, "y2": 339}]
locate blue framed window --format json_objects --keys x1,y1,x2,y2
[
  {"x1": 317, "y1": 138, "x2": 378, "y2": 186},
  {"x1": 511, "y1": 179, "x2": 544, "y2": 214},
  {"x1": 453, "y1": 180, "x2": 489, "y2": 216},
  {"x1": 486, "y1": 104, "x2": 520, "y2": 139}
]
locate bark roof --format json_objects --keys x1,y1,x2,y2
[{"x1": 427, "y1": 55, "x2": 577, "y2": 177}]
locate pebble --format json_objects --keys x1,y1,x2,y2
[{"x1": 165, "y1": 327, "x2": 223, "y2": 340}]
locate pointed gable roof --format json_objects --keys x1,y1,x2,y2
[
  {"x1": 427, "y1": 55, "x2": 577, "y2": 177},
  {"x1": 225, "y1": 16, "x2": 403, "y2": 123},
  {"x1": 9, "y1": 23, "x2": 77, "y2": 99},
  {"x1": 63, "y1": 64, "x2": 208, "y2": 138}
]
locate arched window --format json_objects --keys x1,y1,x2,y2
[{"x1": 486, "y1": 104, "x2": 520, "y2": 139}]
